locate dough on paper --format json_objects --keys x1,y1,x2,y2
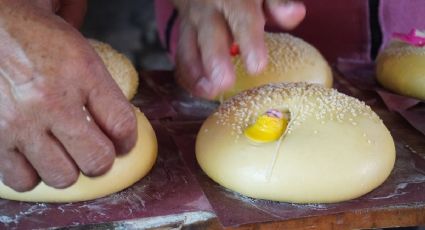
[
  {"x1": 197, "y1": 83, "x2": 395, "y2": 203},
  {"x1": 377, "y1": 32, "x2": 425, "y2": 100}
]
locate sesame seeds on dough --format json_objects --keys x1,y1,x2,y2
[
  {"x1": 233, "y1": 33, "x2": 319, "y2": 74},
  {"x1": 214, "y1": 83, "x2": 381, "y2": 138},
  {"x1": 88, "y1": 39, "x2": 139, "y2": 100},
  {"x1": 379, "y1": 41, "x2": 425, "y2": 58},
  {"x1": 197, "y1": 83, "x2": 395, "y2": 203},
  {"x1": 223, "y1": 32, "x2": 332, "y2": 101}
]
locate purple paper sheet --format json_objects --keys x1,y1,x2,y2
[
  {"x1": 149, "y1": 70, "x2": 425, "y2": 227},
  {"x1": 1, "y1": 70, "x2": 424, "y2": 228},
  {"x1": 337, "y1": 60, "x2": 425, "y2": 136},
  {"x1": 157, "y1": 70, "x2": 425, "y2": 227},
  {"x1": 168, "y1": 118, "x2": 425, "y2": 227}
]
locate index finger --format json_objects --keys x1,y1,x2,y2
[{"x1": 222, "y1": 0, "x2": 268, "y2": 75}]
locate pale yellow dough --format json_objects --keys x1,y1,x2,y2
[
  {"x1": 221, "y1": 33, "x2": 333, "y2": 100},
  {"x1": 197, "y1": 83, "x2": 395, "y2": 203},
  {"x1": 0, "y1": 109, "x2": 157, "y2": 202},
  {"x1": 376, "y1": 40, "x2": 425, "y2": 100}
]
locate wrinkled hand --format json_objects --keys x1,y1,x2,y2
[
  {"x1": 173, "y1": 0, "x2": 306, "y2": 99},
  {"x1": 0, "y1": 0, "x2": 136, "y2": 191}
]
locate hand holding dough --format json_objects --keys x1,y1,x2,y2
[
  {"x1": 0, "y1": 109, "x2": 157, "y2": 202},
  {"x1": 220, "y1": 33, "x2": 333, "y2": 100},
  {"x1": 0, "y1": 40, "x2": 157, "y2": 202},
  {"x1": 0, "y1": 2, "x2": 138, "y2": 195}
]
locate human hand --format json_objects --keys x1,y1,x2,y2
[
  {"x1": 0, "y1": 0, "x2": 136, "y2": 191},
  {"x1": 172, "y1": 0, "x2": 306, "y2": 99}
]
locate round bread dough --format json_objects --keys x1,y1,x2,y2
[
  {"x1": 220, "y1": 33, "x2": 333, "y2": 100},
  {"x1": 89, "y1": 39, "x2": 139, "y2": 100},
  {"x1": 0, "y1": 109, "x2": 157, "y2": 202},
  {"x1": 197, "y1": 83, "x2": 395, "y2": 203},
  {"x1": 376, "y1": 39, "x2": 425, "y2": 100}
]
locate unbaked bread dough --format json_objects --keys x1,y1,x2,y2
[
  {"x1": 221, "y1": 33, "x2": 333, "y2": 100},
  {"x1": 0, "y1": 109, "x2": 157, "y2": 202},
  {"x1": 89, "y1": 39, "x2": 139, "y2": 100},
  {"x1": 376, "y1": 34, "x2": 425, "y2": 100},
  {"x1": 197, "y1": 83, "x2": 395, "y2": 203}
]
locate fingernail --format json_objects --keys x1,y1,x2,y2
[
  {"x1": 210, "y1": 64, "x2": 228, "y2": 89},
  {"x1": 277, "y1": 1, "x2": 303, "y2": 16},
  {"x1": 195, "y1": 77, "x2": 213, "y2": 97},
  {"x1": 277, "y1": 2, "x2": 295, "y2": 13},
  {"x1": 247, "y1": 51, "x2": 266, "y2": 75}
]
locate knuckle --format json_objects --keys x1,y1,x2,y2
[
  {"x1": 227, "y1": 8, "x2": 264, "y2": 35},
  {"x1": 44, "y1": 167, "x2": 79, "y2": 189},
  {"x1": 35, "y1": 152, "x2": 79, "y2": 189},
  {"x1": 16, "y1": 81, "x2": 52, "y2": 103},
  {"x1": 0, "y1": 152, "x2": 39, "y2": 192},
  {"x1": 0, "y1": 112, "x2": 20, "y2": 132},
  {"x1": 3, "y1": 172, "x2": 39, "y2": 192},
  {"x1": 110, "y1": 107, "x2": 137, "y2": 141},
  {"x1": 81, "y1": 147, "x2": 115, "y2": 177},
  {"x1": 9, "y1": 180, "x2": 38, "y2": 192},
  {"x1": 61, "y1": 120, "x2": 91, "y2": 139}
]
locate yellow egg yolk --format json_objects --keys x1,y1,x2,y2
[{"x1": 244, "y1": 113, "x2": 288, "y2": 143}]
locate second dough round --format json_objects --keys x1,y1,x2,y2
[{"x1": 197, "y1": 83, "x2": 395, "y2": 203}]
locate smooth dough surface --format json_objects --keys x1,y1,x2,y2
[
  {"x1": 221, "y1": 33, "x2": 333, "y2": 100},
  {"x1": 197, "y1": 83, "x2": 395, "y2": 203},
  {"x1": 89, "y1": 39, "x2": 139, "y2": 100},
  {"x1": 0, "y1": 109, "x2": 157, "y2": 202},
  {"x1": 376, "y1": 40, "x2": 425, "y2": 100}
]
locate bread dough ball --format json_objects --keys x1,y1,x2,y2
[
  {"x1": 376, "y1": 38, "x2": 425, "y2": 100},
  {"x1": 197, "y1": 83, "x2": 395, "y2": 203},
  {"x1": 0, "y1": 109, "x2": 157, "y2": 202},
  {"x1": 89, "y1": 39, "x2": 139, "y2": 100},
  {"x1": 221, "y1": 33, "x2": 333, "y2": 100}
]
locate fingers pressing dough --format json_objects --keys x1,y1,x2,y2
[
  {"x1": 220, "y1": 33, "x2": 333, "y2": 100},
  {"x1": 0, "y1": 40, "x2": 157, "y2": 202}
]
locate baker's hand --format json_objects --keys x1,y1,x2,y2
[
  {"x1": 0, "y1": 0, "x2": 137, "y2": 192},
  {"x1": 173, "y1": 0, "x2": 306, "y2": 99}
]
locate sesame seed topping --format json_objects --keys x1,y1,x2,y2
[
  {"x1": 214, "y1": 83, "x2": 381, "y2": 137},
  {"x1": 233, "y1": 33, "x2": 321, "y2": 75},
  {"x1": 379, "y1": 40, "x2": 425, "y2": 58}
]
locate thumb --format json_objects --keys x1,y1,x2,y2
[{"x1": 264, "y1": 0, "x2": 306, "y2": 30}]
